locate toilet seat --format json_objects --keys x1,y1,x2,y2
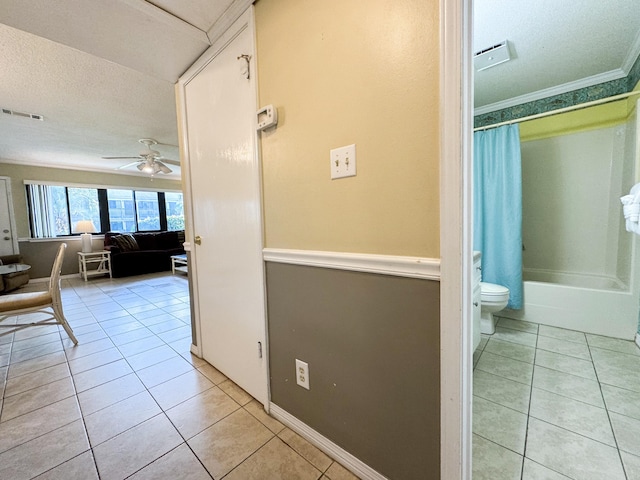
[{"x1": 480, "y1": 282, "x2": 509, "y2": 299}]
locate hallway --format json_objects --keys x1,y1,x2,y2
[{"x1": 0, "y1": 273, "x2": 357, "y2": 479}]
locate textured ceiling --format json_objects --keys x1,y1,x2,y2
[
  {"x1": 0, "y1": 1, "x2": 638, "y2": 178},
  {"x1": 474, "y1": 0, "x2": 640, "y2": 112}
]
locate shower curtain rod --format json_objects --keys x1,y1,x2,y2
[{"x1": 474, "y1": 90, "x2": 640, "y2": 132}]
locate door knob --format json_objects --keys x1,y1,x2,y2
[{"x1": 194, "y1": 235, "x2": 202, "y2": 245}]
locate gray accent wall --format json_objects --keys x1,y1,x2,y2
[
  {"x1": 19, "y1": 237, "x2": 105, "y2": 278},
  {"x1": 265, "y1": 262, "x2": 440, "y2": 480}
]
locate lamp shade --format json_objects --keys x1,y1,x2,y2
[{"x1": 75, "y1": 220, "x2": 96, "y2": 234}]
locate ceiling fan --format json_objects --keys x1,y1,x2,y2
[{"x1": 103, "y1": 138, "x2": 179, "y2": 175}]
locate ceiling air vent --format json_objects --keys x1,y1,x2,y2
[
  {"x1": 1, "y1": 108, "x2": 44, "y2": 121},
  {"x1": 474, "y1": 40, "x2": 511, "y2": 71}
]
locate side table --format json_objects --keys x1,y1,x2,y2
[{"x1": 78, "y1": 251, "x2": 112, "y2": 282}]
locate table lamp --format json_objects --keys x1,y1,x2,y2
[{"x1": 75, "y1": 220, "x2": 97, "y2": 253}]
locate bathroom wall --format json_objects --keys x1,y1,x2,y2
[{"x1": 519, "y1": 97, "x2": 638, "y2": 286}]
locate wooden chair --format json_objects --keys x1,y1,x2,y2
[{"x1": 0, "y1": 243, "x2": 78, "y2": 344}]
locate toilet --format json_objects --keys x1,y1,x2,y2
[{"x1": 480, "y1": 282, "x2": 510, "y2": 335}]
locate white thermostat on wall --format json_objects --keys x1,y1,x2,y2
[{"x1": 256, "y1": 105, "x2": 278, "y2": 131}]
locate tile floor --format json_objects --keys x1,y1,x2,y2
[
  {"x1": 0, "y1": 272, "x2": 358, "y2": 480},
  {"x1": 473, "y1": 317, "x2": 640, "y2": 480}
]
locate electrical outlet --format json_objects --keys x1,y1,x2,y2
[
  {"x1": 330, "y1": 144, "x2": 356, "y2": 179},
  {"x1": 295, "y1": 359, "x2": 309, "y2": 390}
]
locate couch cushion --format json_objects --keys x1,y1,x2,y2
[
  {"x1": 155, "y1": 231, "x2": 179, "y2": 250},
  {"x1": 133, "y1": 232, "x2": 158, "y2": 250},
  {"x1": 112, "y1": 234, "x2": 139, "y2": 252}
]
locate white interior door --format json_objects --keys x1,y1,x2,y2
[
  {"x1": 0, "y1": 177, "x2": 18, "y2": 256},
  {"x1": 180, "y1": 10, "x2": 267, "y2": 405}
]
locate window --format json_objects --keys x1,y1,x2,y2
[
  {"x1": 68, "y1": 188, "x2": 100, "y2": 233},
  {"x1": 165, "y1": 192, "x2": 185, "y2": 231},
  {"x1": 135, "y1": 191, "x2": 160, "y2": 231},
  {"x1": 107, "y1": 189, "x2": 136, "y2": 232},
  {"x1": 26, "y1": 182, "x2": 184, "y2": 238}
]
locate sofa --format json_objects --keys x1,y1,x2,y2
[
  {"x1": 0, "y1": 254, "x2": 30, "y2": 293},
  {"x1": 104, "y1": 231, "x2": 185, "y2": 278}
]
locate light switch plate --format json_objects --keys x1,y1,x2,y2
[{"x1": 330, "y1": 144, "x2": 356, "y2": 179}]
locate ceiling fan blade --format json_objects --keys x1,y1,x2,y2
[
  {"x1": 103, "y1": 156, "x2": 142, "y2": 160},
  {"x1": 117, "y1": 161, "x2": 142, "y2": 170},
  {"x1": 156, "y1": 161, "x2": 172, "y2": 174},
  {"x1": 160, "y1": 158, "x2": 180, "y2": 166}
]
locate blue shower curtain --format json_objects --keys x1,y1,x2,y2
[{"x1": 474, "y1": 124, "x2": 523, "y2": 309}]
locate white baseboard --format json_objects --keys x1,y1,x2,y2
[
  {"x1": 269, "y1": 403, "x2": 388, "y2": 480},
  {"x1": 190, "y1": 343, "x2": 201, "y2": 356}
]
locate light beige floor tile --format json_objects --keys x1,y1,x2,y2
[
  {"x1": 218, "y1": 379, "x2": 252, "y2": 406},
  {"x1": 534, "y1": 349, "x2": 597, "y2": 381},
  {"x1": 68, "y1": 347, "x2": 123, "y2": 375},
  {"x1": 245, "y1": 400, "x2": 285, "y2": 434},
  {"x1": 64, "y1": 337, "x2": 115, "y2": 360},
  {"x1": 324, "y1": 462, "x2": 360, "y2": 480},
  {"x1": 101, "y1": 320, "x2": 146, "y2": 337},
  {"x1": 157, "y1": 325, "x2": 191, "y2": 343},
  {"x1": 188, "y1": 408, "x2": 274, "y2": 478},
  {"x1": 77, "y1": 373, "x2": 146, "y2": 416},
  {"x1": 1, "y1": 376, "x2": 75, "y2": 422},
  {"x1": 10, "y1": 340, "x2": 64, "y2": 364},
  {"x1": 128, "y1": 444, "x2": 212, "y2": 480},
  {"x1": 93, "y1": 414, "x2": 182, "y2": 480},
  {"x1": 109, "y1": 327, "x2": 155, "y2": 346},
  {"x1": 73, "y1": 358, "x2": 133, "y2": 393},
  {"x1": 491, "y1": 325, "x2": 538, "y2": 347},
  {"x1": 11, "y1": 331, "x2": 61, "y2": 352},
  {"x1": 0, "y1": 420, "x2": 89, "y2": 480},
  {"x1": 473, "y1": 396, "x2": 527, "y2": 454},
  {"x1": 13, "y1": 324, "x2": 60, "y2": 342},
  {"x1": 225, "y1": 437, "x2": 321, "y2": 480},
  {"x1": 591, "y1": 347, "x2": 640, "y2": 371},
  {"x1": 525, "y1": 417, "x2": 626, "y2": 480},
  {"x1": 476, "y1": 351, "x2": 533, "y2": 385},
  {"x1": 34, "y1": 451, "x2": 99, "y2": 480},
  {"x1": 7, "y1": 350, "x2": 68, "y2": 378},
  {"x1": 472, "y1": 434, "x2": 522, "y2": 480},
  {"x1": 610, "y1": 412, "x2": 640, "y2": 457},
  {"x1": 116, "y1": 335, "x2": 165, "y2": 357},
  {"x1": 529, "y1": 388, "x2": 615, "y2": 446},
  {"x1": 0, "y1": 396, "x2": 81, "y2": 454},
  {"x1": 166, "y1": 386, "x2": 240, "y2": 439},
  {"x1": 148, "y1": 319, "x2": 186, "y2": 334},
  {"x1": 136, "y1": 355, "x2": 194, "y2": 388},
  {"x1": 85, "y1": 391, "x2": 162, "y2": 446},
  {"x1": 596, "y1": 363, "x2": 640, "y2": 393},
  {"x1": 473, "y1": 370, "x2": 531, "y2": 414},
  {"x1": 62, "y1": 328, "x2": 107, "y2": 349},
  {"x1": 484, "y1": 338, "x2": 535, "y2": 363},
  {"x1": 278, "y1": 427, "x2": 332, "y2": 471},
  {"x1": 621, "y1": 451, "x2": 640, "y2": 480},
  {"x1": 601, "y1": 384, "x2": 640, "y2": 421},
  {"x1": 4, "y1": 362, "x2": 70, "y2": 398},
  {"x1": 522, "y1": 458, "x2": 571, "y2": 479},
  {"x1": 149, "y1": 369, "x2": 214, "y2": 411},
  {"x1": 496, "y1": 317, "x2": 539, "y2": 333},
  {"x1": 126, "y1": 344, "x2": 178, "y2": 371},
  {"x1": 586, "y1": 334, "x2": 640, "y2": 356},
  {"x1": 536, "y1": 335, "x2": 590, "y2": 360},
  {"x1": 533, "y1": 365, "x2": 604, "y2": 408},
  {"x1": 538, "y1": 325, "x2": 586, "y2": 344},
  {"x1": 197, "y1": 362, "x2": 228, "y2": 384}
]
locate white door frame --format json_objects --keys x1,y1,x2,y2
[
  {"x1": 440, "y1": 0, "x2": 473, "y2": 478},
  {"x1": 0, "y1": 177, "x2": 19, "y2": 256},
  {"x1": 176, "y1": 7, "x2": 268, "y2": 401}
]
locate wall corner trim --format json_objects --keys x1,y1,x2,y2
[
  {"x1": 636, "y1": 333, "x2": 640, "y2": 349},
  {"x1": 269, "y1": 403, "x2": 389, "y2": 480},
  {"x1": 263, "y1": 248, "x2": 440, "y2": 280}
]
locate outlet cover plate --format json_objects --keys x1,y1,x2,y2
[
  {"x1": 295, "y1": 359, "x2": 309, "y2": 390},
  {"x1": 330, "y1": 144, "x2": 356, "y2": 179}
]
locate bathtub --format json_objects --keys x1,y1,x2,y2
[{"x1": 502, "y1": 270, "x2": 639, "y2": 340}]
